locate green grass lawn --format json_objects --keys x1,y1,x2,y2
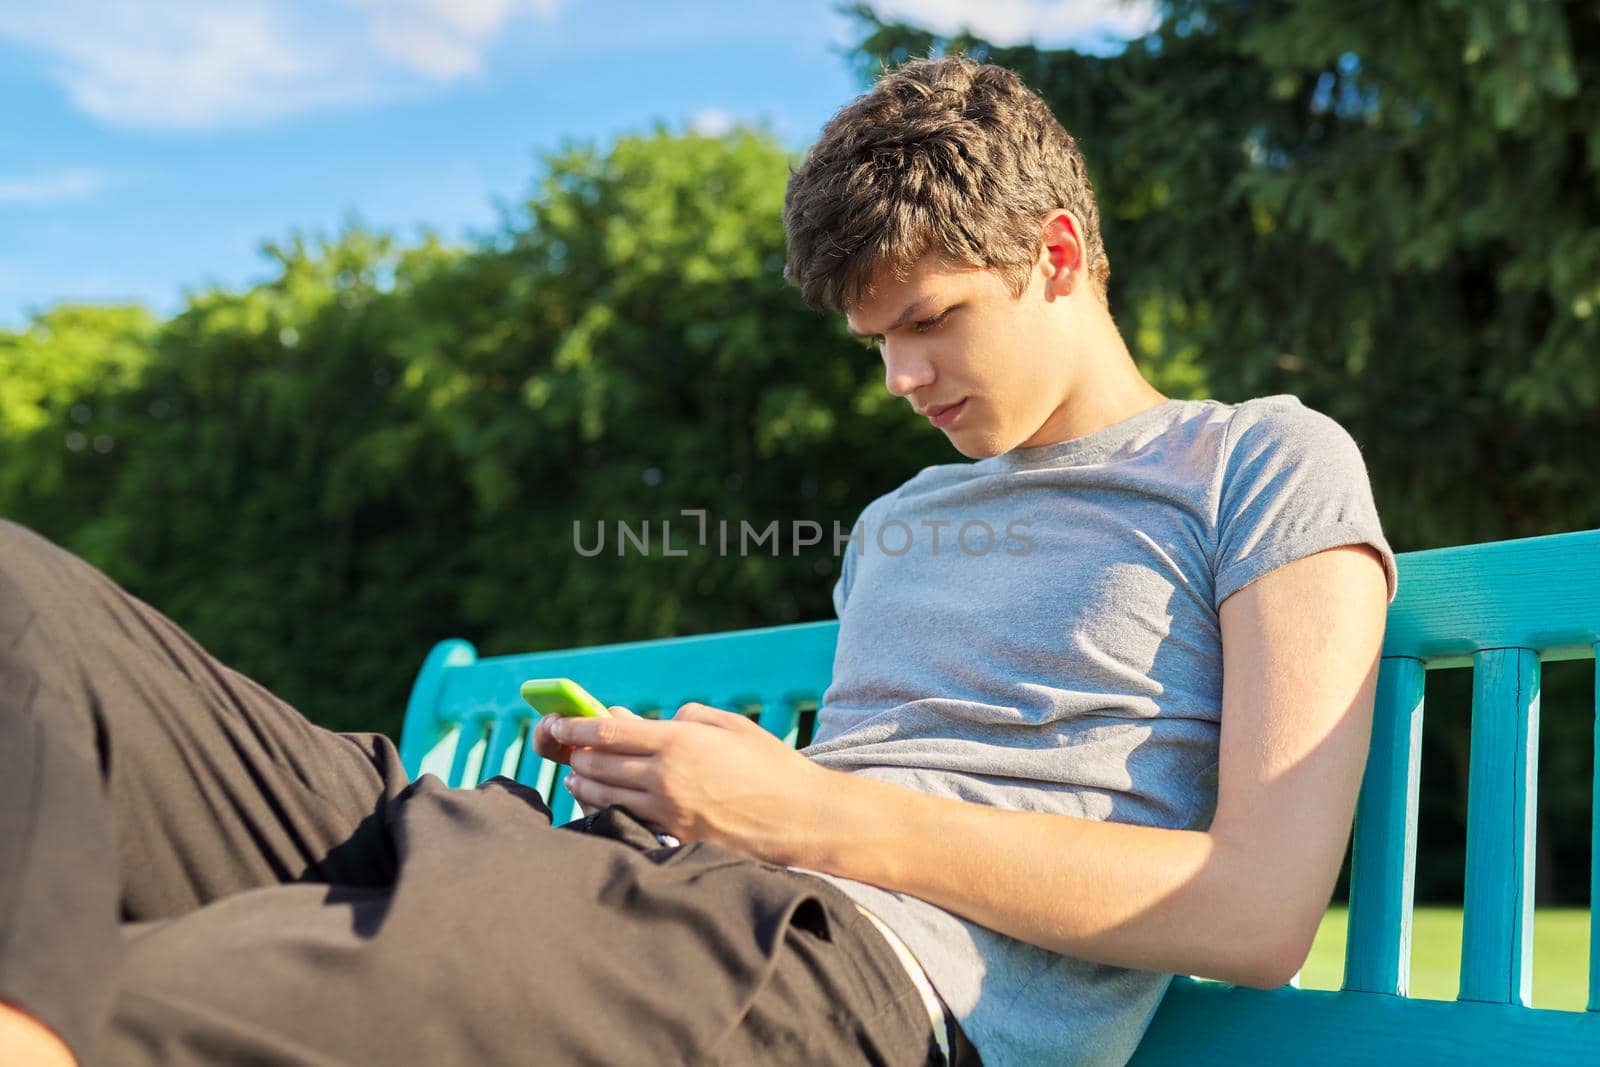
[{"x1": 1292, "y1": 906, "x2": 1590, "y2": 1011}]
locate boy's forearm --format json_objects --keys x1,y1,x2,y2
[{"x1": 791, "y1": 765, "x2": 1296, "y2": 989}]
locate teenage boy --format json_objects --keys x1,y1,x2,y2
[
  {"x1": 0, "y1": 54, "x2": 1395, "y2": 1067},
  {"x1": 543, "y1": 53, "x2": 1396, "y2": 1064}
]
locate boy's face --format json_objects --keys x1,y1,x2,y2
[{"x1": 844, "y1": 241, "x2": 1080, "y2": 460}]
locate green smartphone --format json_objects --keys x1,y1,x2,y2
[{"x1": 519, "y1": 677, "x2": 612, "y2": 718}]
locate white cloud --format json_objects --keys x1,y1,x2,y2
[
  {"x1": 866, "y1": 0, "x2": 1160, "y2": 48},
  {"x1": 688, "y1": 108, "x2": 736, "y2": 137},
  {"x1": 0, "y1": 167, "x2": 113, "y2": 204},
  {"x1": 0, "y1": 0, "x2": 560, "y2": 133},
  {"x1": 346, "y1": 0, "x2": 558, "y2": 80}
]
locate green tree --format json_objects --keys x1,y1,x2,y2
[{"x1": 0, "y1": 304, "x2": 158, "y2": 547}]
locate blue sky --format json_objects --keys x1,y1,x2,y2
[{"x1": 0, "y1": 1, "x2": 1158, "y2": 330}]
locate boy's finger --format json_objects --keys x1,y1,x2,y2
[
  {"x1": 546, "y1": 713, "x2": 658, "y2": 755},
  {"x1": 532, "y1": 715, "x2": 575, "y2": 764}
]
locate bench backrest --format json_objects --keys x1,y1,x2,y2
[
  {"x1": 398, "y1": 619, "x2": 840, "y2": 826},
  {"x1": 398, "y1": 528, "x2": 1600, "y2": 1061}
]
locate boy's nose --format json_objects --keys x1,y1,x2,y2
[{"x1": 882, "y1": 344, "x2": 935, "y2": 398}]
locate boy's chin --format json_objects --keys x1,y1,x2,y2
[{"x1": 942, "y1": 430, "x2": 1008, "y2": 460}]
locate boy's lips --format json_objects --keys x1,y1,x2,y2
[{"x1": 922, "y1": 398, "x2": 967, "y2": 427}]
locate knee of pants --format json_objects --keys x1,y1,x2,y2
[
  {"x1": 0, "y1": 520, "x2": 75, "y2": 632},
  {"x1": 0, "y1": 523, "x2": 98, "y2": 747},
  {"x1": 0, "y1": 534, "x2": 45, "y2": 712},
  {"x1": 0, "y1": 518, "x2": 54, "y2": 575},
  {"x1": 0, "y1": 519, "x2": 130, "y2": 663}
]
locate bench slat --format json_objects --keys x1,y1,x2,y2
[
  {"x1": 1382, "y1": 528, "x2": 1600, "y2": 666},
  {"x1": 1128, "y1": 978, "x2": 1600, "y2": 1064},
  {"x1": 1592, "y1": 641, "x2": 1600, "y2": 1013},
  {"x1": 481, "y1": 716, "x2": 525, "y2": 782},
  {"x1": 1345, "y1": 655, "x2": 1426, "y2": 995},
  {"x1": 446, "y1": 717, "x2": 489, "y2": 789},
  {"x1": 1460, "y1": 647, "x2": 1541, "y2": 1006},
  {"x1": 514, "y1": 728, "x2": 557, "y2": 794},
  {"x1": 755, "y1": 698, "x2": 802, "y2": 748},
  {"x1": 440, "y1": 621, "x2": 839, "y2": 728},
  {"x1": 550, "y1": 765, "x2": 581, "y2": 824}
]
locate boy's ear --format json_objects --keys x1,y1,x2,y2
[{"x1": 1039, "y1": 211, "x2": 1083, "y2": 295}]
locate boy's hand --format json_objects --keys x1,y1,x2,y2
[
  {"x1": 542, "y1": 702, "x2": 830, "y2": 865},
  {"x1": 530, "y1": 703, "x2": 642, "y2": 766}
]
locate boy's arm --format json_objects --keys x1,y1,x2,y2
[
  {"x1": 544, "y1": 541, "x2": 1387, "y2": 988},
  {"x1": 792, "y1": 542, "x2": 1388, "y2": 989}
]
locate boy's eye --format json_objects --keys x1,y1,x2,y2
[{"x1": 856, "y1": 307, "x2": 955, "y2": 349}]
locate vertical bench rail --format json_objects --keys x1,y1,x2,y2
[
  {"x1": 515, "y1": 739, "x2": 560, "y2": 795},
  {"x1": 549, "y1": 764, "x2": 582, "y2": 825},
  {"x1": 481, "y1": 716, "x2": 527, "y2": 783},
  {"x1": 1590, "y1": 640, "x2": 1600, "y2": 1014},
  {"x1": 1458, "y1": 647, "x2": 1541, "y2": 1006},
  {"x1": 755, "y1": 693, "x2": 802, "y2": 749},
  {"x1": 1344, "y1": 655, "x2": 1427, "y2": 995},
  {"x1": 446, "y1": 716, "x2": 490, "y2": 788}
]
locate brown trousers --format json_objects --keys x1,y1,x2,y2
[{"x1": 0, "y1": 519, "x2": 982, "y2": 1066}]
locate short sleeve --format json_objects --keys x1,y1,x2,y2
[
  {"x1": 1212, "y1": 396, "x2": 1399, "y2": 611},
  {"x1": 831, "y1": 503, "x2": 870, "y2": 618},
  {"x1": 831, "y1": 554, "x2": 854, "y2": 618},
  {"x1": 831, "y1": 478, "x2": 920, "y2": 618}
]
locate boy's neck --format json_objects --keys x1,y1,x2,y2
[
  {"x1": 1019, "y1": 322, "x2": 1171, "y2": 449},
  {"x1": 1026, "y1": 384, "x2": 1172, "y2": 448}
]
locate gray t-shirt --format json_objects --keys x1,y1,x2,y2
[{"x1": 790, "y1": 393, "x2": 1398, "y2": 1067}]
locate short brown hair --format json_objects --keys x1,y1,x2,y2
[{"x1": 783, "y1": 53, "x2": 1110, "y2": 314}]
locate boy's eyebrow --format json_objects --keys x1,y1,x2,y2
[{"x1": 846, "y1": 296, "x2": 936, "y2": 339}]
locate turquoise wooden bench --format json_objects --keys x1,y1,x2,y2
[{"x1": 397, "y1": 527, "x2": 1600, "y2": 1062}]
